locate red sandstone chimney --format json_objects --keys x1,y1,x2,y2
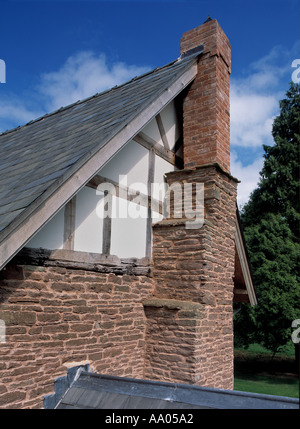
[
  {"x1": 180, "y1": 18, "x2": 231, "y2": 173},
  {"x1": 146, "y1": 20, "x2": 237, "y2": 390}
]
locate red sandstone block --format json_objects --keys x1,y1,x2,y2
[
  {"x1": 72, "y1": 306, "x2": 97, "y2": 314},
  {"x1": 62, "y1": 313, "x2": 81, "y2": 322},
  {"x1": 37, "y1": 313, "x2": 60, "y2": 323},
  {"x1": 0, "y1": 390, "x2": 26, "y2": 407},
  {"x1": 32, "y1": 340, "x2": 62, "y2": 349}
]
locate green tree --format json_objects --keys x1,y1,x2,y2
[{"x1": 234, "y1": 82, "x2": 300, "y2": 356}]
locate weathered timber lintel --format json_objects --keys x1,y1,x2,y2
[
  {"x1": 133, "y1": 132, "x2": 183, "y2": 168},
  {"x1": 11, "y1": 247, "x2": 152, "y2": 276}
]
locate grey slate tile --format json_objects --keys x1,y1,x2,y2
[{"x1": 61, "y1": 386, "x2": 85, "y2": 406}]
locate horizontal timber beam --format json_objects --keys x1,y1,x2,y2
[
  {"x1": 87, "y1": 174, "x2": 163, "y2": 215},
  {"x1": 133, "y1": 132, "x2": 183, "y2": 169},
  {"x1": 11, "y1": 247, "x2": 152, "y2": 276}
]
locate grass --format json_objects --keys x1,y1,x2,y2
[
  {"x1": 234, "y1": 343, "x2": 299, "y2": 399},
  {"x1": 234, "y1": 372, "x2": 299, "y2": 398}
]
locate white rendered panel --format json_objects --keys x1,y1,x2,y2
[
  {"x1": 152, "y1": 210, "x2": 163, "y2": 225},
  {"x1": 99, "y1": 140, "x2": 149, "y2": 189},
  {"x1": 159, "y1": 101, "x2": 180, "y2": 151},
  {"x1": 27, "y1": 207, "x2": 64, "y2": 250},
  {"x1": 110, "y1": 196, "x2": 147, "y2": 258},
  {"x1": 142, "y1": 118, "x2": 164, "y2": 147},
  {"x1": 74, "y1": 186, "x2": 104, "y2": 253},
  {"x1": 152, "y1": 154, "x2": 175, "y2": 202}
]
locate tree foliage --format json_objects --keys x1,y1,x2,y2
[{"x1": 234, "y1": 83, "x2": 300, "y2": 355}]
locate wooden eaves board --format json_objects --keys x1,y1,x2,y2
[{"x1": 234, "y1": 217, "x2": 258, "y2": 306}]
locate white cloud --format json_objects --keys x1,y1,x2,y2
[
  {"x1": 39, "y1": 51, "x2": 150, "y2": 111},
  {"x1": 231, "y1": 151, "x2": 263, "y2": 208},
  {"x1": 230, "y1": 86, "x2": 278, "y2": 148}
]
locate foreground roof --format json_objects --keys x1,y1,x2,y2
[
  {"x1": 0, "y1": 53, "x2": 199, "y2": 270},
  {"x1": 46, "y1": 369, "x2": 299, "y2": 410}
]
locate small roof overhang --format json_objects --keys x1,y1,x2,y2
[{"x1": 234, "y1": 208, "x2": 257, "y2": 306}]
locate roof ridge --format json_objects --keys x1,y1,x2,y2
[{"x1": 0, "y1": 57, "x2": 182, "y2": 138}]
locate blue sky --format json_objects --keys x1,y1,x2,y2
[{"x1": 0, "y1": 0, "x2": 299, "y2": 206}]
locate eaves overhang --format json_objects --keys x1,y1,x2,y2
[{"x1": 234, "y1": 207, "x2": 258, "y2": 306}]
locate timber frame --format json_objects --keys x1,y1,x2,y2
[{"x1": 0, "y1": 60, "x2": 197, "y2": 271}]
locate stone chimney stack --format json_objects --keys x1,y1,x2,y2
[
  {"x1": 180, "y1": 18, "x2": 231, "y2": 173},
  {"x1": 144, "y1": 20, "x2": 237, "y2": 391}
]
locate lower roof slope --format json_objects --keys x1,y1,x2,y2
[{"x1": 52, "y1": 370, "x2": 299, "y2": 410}]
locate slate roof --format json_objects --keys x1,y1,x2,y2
[
  {"x1": 46, "y1": 368, "x2": 299, "y2": 410},
  {"x1": 0, "y1": 52, "x2": 200, "y2": 269}
]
